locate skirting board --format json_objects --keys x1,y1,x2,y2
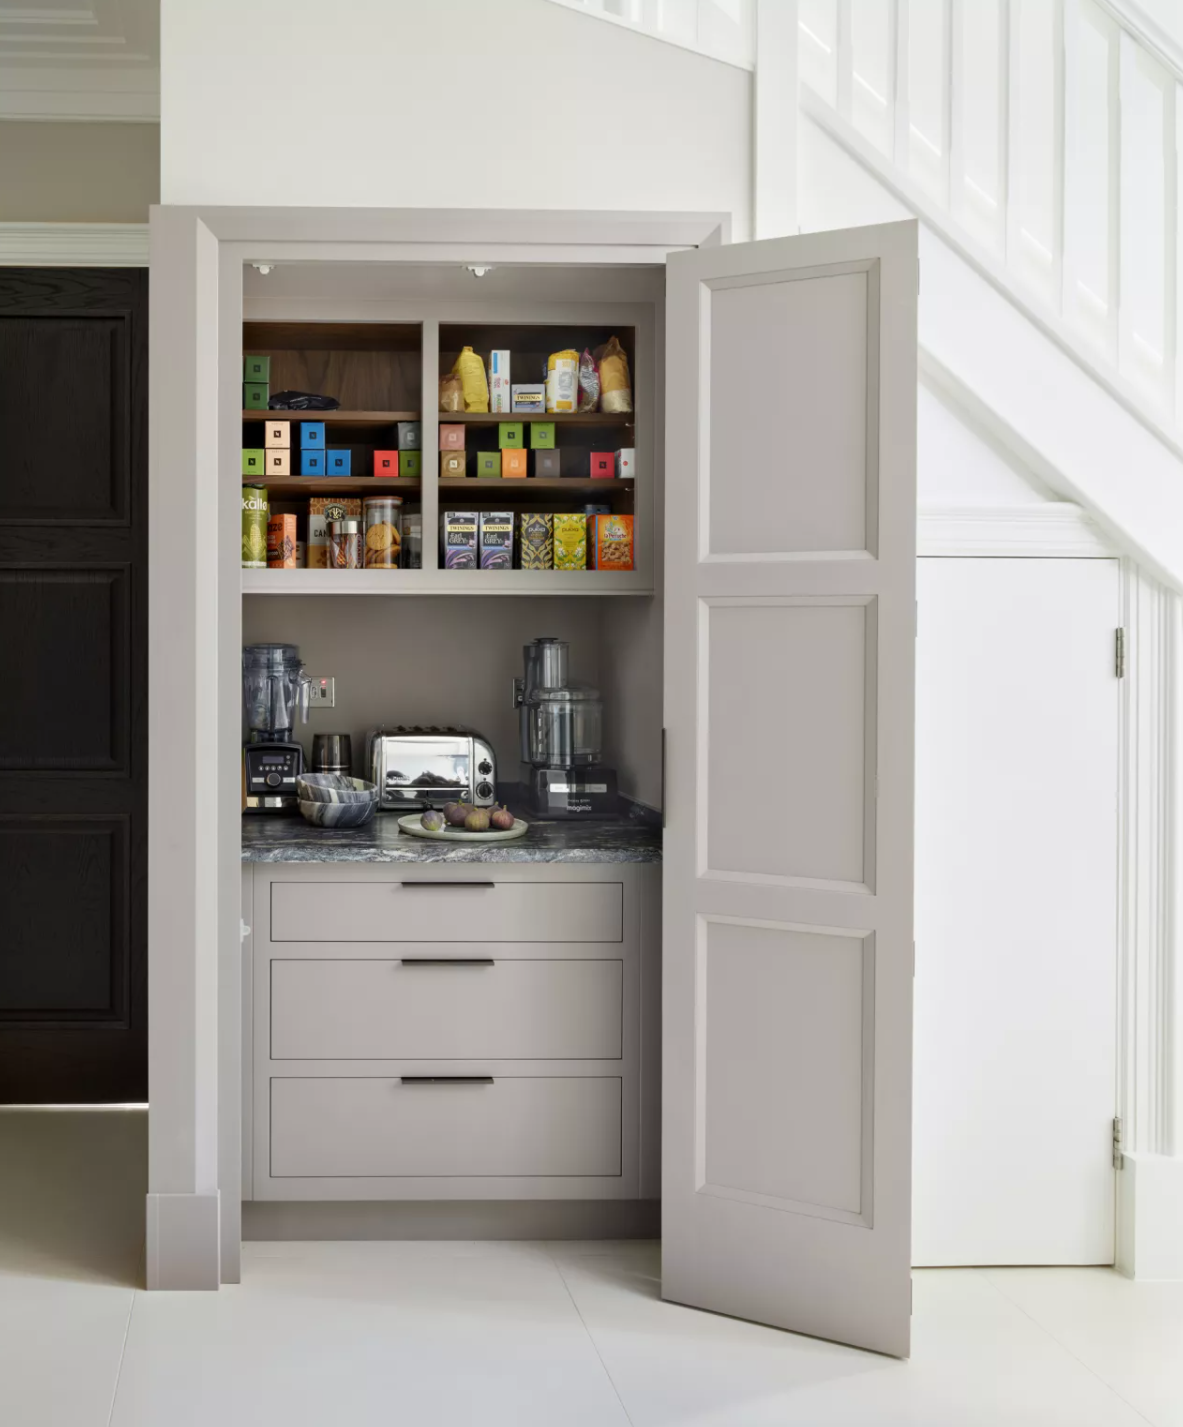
[
  {"x1": 243, "y1": 1199, "x2": 661, "y2": 1243},
  {"x1": 146, "y1": 1191, "x2": 221, "y2": 1289},
  {"x1": 1117, "y1": 1154, "x2": 1183, "y2": 1280}
]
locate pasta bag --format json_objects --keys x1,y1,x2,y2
[{"x1": 452, "y1": 346, "x2": 490, "y2": 413}]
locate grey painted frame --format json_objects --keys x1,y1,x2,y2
[{"x1": 147, "y1": 205, "x2": 727, "y2": 1290}]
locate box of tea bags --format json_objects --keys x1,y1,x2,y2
[
  {"x1": 441, "y1": 511, "x2": 478, "y2": 569},
  {"x1": 479, "y1": 511, "x2": 514, "y2": 570},
  {"x1": 553, "y1": 513, "x2": 587, "y2": 570},
  {"x1": 518, "y1": 512, "x2": 553, "y2": 570}
]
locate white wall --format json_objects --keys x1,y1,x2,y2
[{"x1": 159, "y1": 0, "x2": 752, "y2": 237}]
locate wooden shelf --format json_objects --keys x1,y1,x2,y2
[
  {"x1": 241, "y1": 410, "x2": 419, "y2": 427},
  {"x1": 439, "y1": 477, "x2": 630, "y2": 493},
  {"x1": 441, "y1": 411, "x2": 633, "y2": 426},
  {"x1": 255, "y1": 477, "x2": 421, "y2": 497},
  {"x1": 242, "y1": 568, "x2": 652, "y2": 597}
]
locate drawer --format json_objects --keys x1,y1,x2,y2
[
  {"x1": 270, "y1": 1076, "x2": 622, "y2": 1178},
  {"x1": 269, "y1": 879, "x2": 623, "y2": 944},
  {"x1": 271, "y1": 958, "x2": 623, "y2": 1061}
]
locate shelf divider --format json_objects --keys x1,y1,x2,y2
[{"x1": 420, "y1": 319, "x2": 440, "y2": 571}]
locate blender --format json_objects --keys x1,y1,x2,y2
[
  {"x1": 513, "y1": 637, "x2": 618, "y2": 818},
  {"x1": 242, "y1": 643, "x2": 312, "y2": 812}
]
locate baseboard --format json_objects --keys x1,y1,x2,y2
[
  {"x1": 146, "y1": 1191, "x2": 221, "y2": 1289},
  {"x1": 1117, "y1": 1153, "x2": 1183, "y2": 1280},
  {"x1": 243, "y1": 1199, "x2": 661, "y2": 1242}
]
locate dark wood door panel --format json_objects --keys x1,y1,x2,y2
[
  {"x1": 0, "y1": 316, "x2": 129, "y2": 522},
  {"x1": 0, "y1": 268, "x2": 147, "y2": 1102},
  {"x1": 0, "y1": 567, "x2": 129, "y2": 771},
  {"x1": 0, "y1": 817, "x2": 129, "y2": 1021}
]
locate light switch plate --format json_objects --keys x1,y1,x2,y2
[{"x1": 309, "y1": 676, "x2": 335, "y2": 708}]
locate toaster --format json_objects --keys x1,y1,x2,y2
[{"x1": 366, "y1": 726, "x2": 497, "y2": 812}]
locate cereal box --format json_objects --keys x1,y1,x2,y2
[
  {"x1": 479, "y1": 511, "x2": 514, "y2": 570},
  {"x1": 442, "y1": 511, "x2": 478, "y2": 569},
  {"x1": 518, "y1": 512, "x2": 553, "y2": 570},
  {"x1": 591, "y1": 513, "x2": 634, "y2": 571},
  {"x1": 267, "y1": 512, "x2": 299, "y2": 569},
  {"x1": 309, "y1": 496, "x2": 360, "y2": 569},
  {"x1": 553, "y1": 513, "x2": 587, "y2": 570}
]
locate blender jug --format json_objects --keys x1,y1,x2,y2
[{"x1": 243, "y1": 643, "x2": 311, "y2": 743}]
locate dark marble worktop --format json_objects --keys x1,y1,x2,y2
[{"x1": 241, "y1": 799, "x2": 662, "y2": 865}]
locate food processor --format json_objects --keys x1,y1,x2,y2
[
  {"x1": 513, "y1": 637, "x2": 618, "y2": 818},
  {"x1": 242, "y1": 642, "x2": 312, "y2": 812}
]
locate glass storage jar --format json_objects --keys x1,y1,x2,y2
[
  {"x1": 362, "y1": 496, "x2": 403, "y2": 569},
  {"x1": 327, "y1": 518, "x2": 362, "y2": 569}
]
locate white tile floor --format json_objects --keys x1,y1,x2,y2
[{"x1": 2, "y1": 1110, "x2": 1181, "y2": 1427}]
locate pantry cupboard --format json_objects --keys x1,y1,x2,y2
[{"x1": 149, "y1": 208, "x2": 917, "y2": 1359}]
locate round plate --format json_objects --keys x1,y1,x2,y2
[{"x1": 397, "y1": 814, "x2": 529, "y2": 843}]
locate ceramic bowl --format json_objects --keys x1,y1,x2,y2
[
  {"x1": 298, "y1": 797, "x2": 376, "y2": 829},
  {"x1": 296, "y1": 772, "x2": 378, "y2": 805}
]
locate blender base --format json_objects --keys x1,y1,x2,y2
[{"x1": 521, "y1": 764, "x2": 619, "y2": 819}]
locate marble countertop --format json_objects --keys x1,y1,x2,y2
[{"x1": 241, "y1": 802, "x2": 662, "y2": 864}]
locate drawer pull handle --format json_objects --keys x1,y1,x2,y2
[
  {"x1": 399, "y1": 880, "x2": 496, "y2": 889},
  {"x1": 400, "y1": 958, "x2": 495, "y2": 967},
  {"x1": 399, "y1": 1076, "x2": 494, "y2": 1085}
]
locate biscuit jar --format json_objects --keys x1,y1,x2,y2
[{"x1": 362, "y1": 496, "x2": 403, "y2": 569}]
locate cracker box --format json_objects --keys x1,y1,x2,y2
[
  {"x1": 479, "y1": 511, "x2": 514, "y2": 570},
  {"x1": 591, "y1": 513, "x2": 634, "y2": 570},
  {"x1": 442, "y1": 511, "x2": 478, "y2": 569},
  {"x1": 267, "y1": 512, "x2": 299, "y2": 569},
  {"x1": 518, "y1": 512, "x2": 553, "y2": 570},
  {"x1": 553, "y1": 513, "x2": 587, "y2": 570},
  {"x1": 489, "y1": 351, "x2": 512, "y2": 413},
  {"x1": 309, "y1": 496, "x2": 360, "y2": 569},
  {"x1": 512, "y1": 383, "x2": 545, "y2": 413}
]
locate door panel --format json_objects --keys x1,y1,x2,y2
[
  {"x1": 663, "y1": 222, "x2": 917, "y2": 1356},
  {"x1": 0, "y1": 269, "x2": 147, "y2": 1103}
]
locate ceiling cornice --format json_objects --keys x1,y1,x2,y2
[{"x1": 0, "y1": 221, "x2": 149, "y2": 265}]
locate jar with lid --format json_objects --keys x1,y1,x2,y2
[
  {"x1": 362, "y1": 496, "x2": 403, "y2": 569},
  {"x1": 327, "y1": 518, "x2": 362, "y2": 569}
]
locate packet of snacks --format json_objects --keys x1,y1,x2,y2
[
  {"x1": 591, "y1": 513, "x2": 634, "y2": 571},
  {"x1": 577, "y1": 347, "x2": 600, "y2": 412}
]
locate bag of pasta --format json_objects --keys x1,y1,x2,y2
[
  {"x1": 597, "y1": 336, "x2": 632, "y2": 415},
  {"x1": 438, "y1": 370, "x2": 464, "y2": 412},
  {"x1": 452, "y1": 345, "x2": 489, "y2": 412}
]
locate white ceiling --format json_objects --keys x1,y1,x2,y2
[{"x1": 0, "y1": 0, "x2": 159, "y2": 120}]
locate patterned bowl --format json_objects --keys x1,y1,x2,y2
[
  {"x1": 298, "y1": 798, "x2": 376, "y2": 829},
  {"x1": 296, "y1": 772, "x2": 378, "y2": 805}
]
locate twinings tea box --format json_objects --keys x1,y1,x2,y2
[
  {"x1": 591, "y1": 513, "x2": 634, "y2": 570},
  {"x1": 242, "y1": 484, "x2": 269, "y2": 568},
  {"x1": 511, "y1": 383, "x2": 545, "y2": 413},
  {"x1": 267, "y1": 513, "x2": 299, "y2": 569},
  {"x1": 553, "y1": 513, "x2": 587, "y2": 570},
  {"x1": 442, "y1": 511, "x2": 478, "y2": 569},
  {"x1": 479, "y1": 511, "x2": 514, "y2": 570},
  {"x1": 519, "y1": 512, "x2": 553, "y2": 570},
  {"x1": 309, "y1": 496, "x2": 360, "y2": 569}
]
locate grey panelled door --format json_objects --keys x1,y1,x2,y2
[{"x1": 662, "y1": 222, "x2": 918, "y2": 1357}]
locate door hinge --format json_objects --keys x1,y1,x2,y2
[
  {"x1": 1115, "y1": 628, "x2": 1126, "y2": 679},
  {"x1": 1112, "y1": 1116, "x2": 1124, "y2": 1170}
]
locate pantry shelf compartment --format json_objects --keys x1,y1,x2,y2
[{"x1": 241, "y1": 410, "x2": 421, "y2": 429}]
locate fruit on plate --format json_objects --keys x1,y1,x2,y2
[
  {"x1": 420, "y1": 808, "x2": 446, "y2": 832},
  {"x1": 444, "y1": 801, "x2": 469, "y2": 827},
  {"x1": 463, "y1": 808, "x2": 491, "y2": 832},
  {"x1": 490, "y1": 805, "x2": 515, "y2": 831}
]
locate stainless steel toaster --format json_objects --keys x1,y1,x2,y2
[{"x1": 365, "y1": 726, "x2": 497, "y2": 812}]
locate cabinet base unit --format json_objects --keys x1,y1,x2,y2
[{"x1": 245, "y1": 862, "x2": 660, "y2": 1204}]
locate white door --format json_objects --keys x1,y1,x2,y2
[
  {"x1": 913, "y1": 557, "x2": 1120, "y2": 1266},
  {"x1": 662, "y1": 221, "x2": 918, "y2": 1357}
]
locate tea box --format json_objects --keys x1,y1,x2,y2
[
  {"x1": 475, "y1": 451, "x2": 501, "y2": 479},
  {"x1": 442, "y1": 511, "x2": 478, "y2": 569},
  {"x1": 242, "y1": 449, "x2": 265, "y2": 477},
  {"x1": 265, "y1": 449, "x2": 291, "y2": 476},
  {"x1": 440, "y1": 451, "x2": 466, "y2": 478},
  {"x1": 267, "y1": 513, "x2": 300, "y2": 569},
  {"x1": 590, "y1": 451, "x2": 614, "y2": 479},
  {"x1": 397, "y1": 420, "x2": 421, "y2": 450},
  {"x1": 243, "y1": 383, "x2": 269, "y2": 410},
  {"x1": 309, "y1": 496, "x2": 361, "y2": 569},
  {"x1": 398, "y1": 450, "x2": 422, "y2": 478},
  {"x1": 326, "y1": 449, "x2": 351, "y2": 475},
  {"x1": 264, "y1": 420, "x2": 290, "y2": 448},
  {"x1": 241, "y1": 484, "x2": 269, "y2": 569},
  {"x1": 501, "y1": 449, "x2": 528, "y2": 478},
  {"x1": 534, "y1": 449, "x2": 561, "y2": 478},
  {"x1": 439, "y1": 423, "x2": 466, "y2": 450},
  {"x1": 591, "y1": 513, "x2": 634, "y2": 570},
  {"x1": 512, "y1": 383, "x2": 545, "y2": 413},
  {"x1": 243, "y1": 355, "x2": 270, "y2": 383},
  {"x1": 300, "y1": 451, "x2": 326, "y2": 476},
  {"x1": 374, "y1": 450, "x2": 398, "y2": 476},
  {"x1": 498, "y1": 422, "x2": 524, "y2": 449},
  {"x1": 489, "y1": 351, "x2": 511, "y2": 413},
  {"x1": 479, "y1": 511, "x2": 514, "y2": 570},
  {"x1": 518, "y1": 512, "x2": 553, "y2": 570},
  {"x1": 297, "y1": 421, "x2": 325, "y2": 449},
  {"x1": 553, "y1": 513, "x2": 587, "y2": 570},
  {"x1": 529, "y1": 422, "x2": 556, "y2": 450}
]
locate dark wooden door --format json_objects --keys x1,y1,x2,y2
[{"x1": 0, "y1": 269, "x2": 147, "y2": 1102}]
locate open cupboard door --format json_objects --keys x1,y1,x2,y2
[{"x1": 661, "y1": 221, "x2": 918, "y2": 1357}]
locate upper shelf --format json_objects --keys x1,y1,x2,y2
[
  {"x1": 442, "y1": 411, "x2": 634, "y2": 427},
  {"x1": 242, "y1": 410, "x2": 419, "y2": 428}
]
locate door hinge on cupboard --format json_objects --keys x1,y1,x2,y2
[
  {"x1": 1115, "y1": 628, "x2": 1126, "y2": 679},
  {"x1": 1112, "y1": 1117, "x2": 1124, "y2": 1170}
]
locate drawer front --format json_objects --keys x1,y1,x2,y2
[
  {"x1": 271, "y1": 958, "x2": 623, "y2": 1061},
  {"x1": 270, "y1": 1076, "x2": 622, "y2": 1178},
  {"x1": 269, "y1": 880, "x2": 623, "y2": 943}
]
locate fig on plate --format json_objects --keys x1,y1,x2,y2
[
  {"x1": 490, "y1": 805, "x2": 515, "y2": 831},
  {"x1": 444, "y1": 801, "x2": 469, "y2": 826},
  {"x1": 420, "y1": 809, "x2": 446, "y2": 831},
  {"x1": 464, "y1": 808, "x2": 491, "y2": 832}
]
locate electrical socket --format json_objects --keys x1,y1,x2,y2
[{"x1": 308, "y1": 676, "x2": 335, "y2": 708}]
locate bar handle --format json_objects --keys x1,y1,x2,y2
[
  {"x1": 661, "y1": 726, "x2": 667, "y2": 829},
  {"x1": 399, "y1": 1076, "x2": 494, "y2": 1085},
  {"x1": 398, "y1": 880, "x2": 496, "y2": 889},
  {"x1": 400, "y1": 958, "x2": 495, "y2": 967}
]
